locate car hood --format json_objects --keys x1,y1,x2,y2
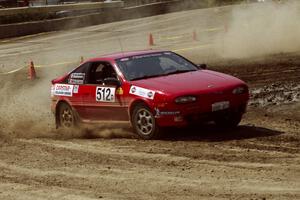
[{"x1": 130, "y1": 70, "x2": 245, "y2": 95}]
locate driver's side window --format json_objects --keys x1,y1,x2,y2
[{"x1": 87, "y1": 62, "x2": 117, "y2": 85}]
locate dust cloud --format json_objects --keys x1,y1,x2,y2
[
  {"x1": 0, "y1": 75, "x2": 54, "y2": 139},
  {"x1": 216, "y1": 0, "x2": 300, "y2": 58},
  {"x1": 0, "y1": 68, "x2": 131, "y2": 140}
]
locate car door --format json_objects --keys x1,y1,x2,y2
[
  {"x1": 82, "y1": 61, "x2": 129, "y2": 121},
  {"x1": 65, "y1": 62, "x2": 91, "y2": 119}
]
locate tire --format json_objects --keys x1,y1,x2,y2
[
  {"x1": 214, "y1": 112, "x2": 242, "y2": 129},
  {"x1": 131, "y1": 104, "x2": 161, "y2": 140},
  {"x1": 57, "y1": 103, "x2": 77, "y2": 128}
]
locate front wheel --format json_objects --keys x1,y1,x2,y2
[
  {"x1": 214, "y1": 112, "x2": 243, "y2": 129},
  {"x1": 132, "y1": 104, "x2": 161, "y2": 140}
]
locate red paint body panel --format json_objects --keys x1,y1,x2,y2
[{"x1": 51, "y1": 50, "x2": 249, "y2": 127}]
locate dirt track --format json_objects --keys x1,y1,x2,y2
[
  {"x1": 0, "y1": 2, "x2": 300, "y2": 199},
  {"x1": 0, "y1": 104, "x2": 299, "y2": 199}
]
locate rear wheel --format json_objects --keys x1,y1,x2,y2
[
  {"x1": 57, "y1": 103, "x2": 77, "y2": 128},
  {"x1": 132, "y1": 104, "x2": 161, "y2": 139},
  {"x1": 214, "y1": 112, "x2": 242, "y2": 129}
]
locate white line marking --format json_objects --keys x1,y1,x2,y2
[{"x1": 0, "y1": 66, "x2": 25, "y2": 75}]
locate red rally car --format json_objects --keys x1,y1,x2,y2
[{"x1": 51, "y1": 50, "x2": 249, "y2": 139}]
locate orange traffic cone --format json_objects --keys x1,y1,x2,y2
[
  {"x1": 28, "y1": 60, "x2": 36, "y2": 80},
  {"x1": 149, "y1": 33, "x2": 154, "y2": 46},
  {"x1": 192, "y1": 30, "x2": 197, "y2": 41}
]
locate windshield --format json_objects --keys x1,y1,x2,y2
[{"x1": 116, "y1": 52, "x2": 198, "y2": 81}]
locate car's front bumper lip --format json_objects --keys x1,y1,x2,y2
[{"x1": 155, "y1": 99, "x2": 248, "y2": 127}]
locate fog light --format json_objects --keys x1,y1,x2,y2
[
  {"x1": 233, "y1": 86, "x2": 247, "y2": 94},
  {"x1": 174, "y1": 116, "x2": 184, "y2": 122},
  {"x1": 175, "y1": 96, "x2": 197, "y2": 104}
]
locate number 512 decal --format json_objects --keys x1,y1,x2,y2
[{"x1": 96, "y1": 87, "x2": 116, "y2": 102}]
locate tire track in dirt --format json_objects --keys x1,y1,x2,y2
[{"x1": 0, "y1": 137, "x2": 299, "y2": 200}]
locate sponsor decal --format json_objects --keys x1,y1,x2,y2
[
  {"x1": 131, "y1": 86, "x2": 136, "y2": 93},
  {"x1": 96, "y1": 87, "x2": 116, "y2": 102},
  {"x1": 147, "y1": 91, "x2": 154, "y2": 98},
  {"x1": 70, "y1": 73, "x2": 85, "y2": 79},
  {"x1": 120, "y1": 58, "x2": 129, "y2": 62},
  {"x1": 73, "y1": 85, "x2": 79, "y2": 94},
  {"x1": 54, "y1": 84, "x2": 74, "y2": 97},
  {"x1": 116, "y1": 87, "x2": 124, "y2": 95},
  {"x1": 69, "y1": 73, "x2": 85, "y2": 85},
  {"x1": 129, "y1": 86, "x2": 155, "y2": 100},
  {"x1": 155, "y1": 108, "x2": 180, "y2": 117},
  {"x1": 69, "y1": 79, "x2": 84, "y2": 84},
  {"x1": 119, "y1": 53, "x2": 163, "y2": 62},
  {"x1": 50, "y1": 85, "x2": 55, "y2": 97},
  {"x1": 160, "y1": 111, "x2": 180, "y2": 115},
  {"x1": 133, "y1": 53, "x2": 162, "y2": 59}
]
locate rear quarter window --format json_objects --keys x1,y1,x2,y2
[{"x1": 67, "y1": 62, "x2": 90, "y2": 84}]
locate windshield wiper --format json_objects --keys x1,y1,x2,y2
[
  {"x1": 164, "y1": 69, "x2": 196, "y2": 76},
  {"x1": 130, "y1": 74, "x2": 163, "y2": 81},
  {"x1": 130, "y1": 69, "x2": 196, "y2": 81}
]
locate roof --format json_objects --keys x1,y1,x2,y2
[{"x1": 88, "y1": 49, "x2": 166, "y2": 62}]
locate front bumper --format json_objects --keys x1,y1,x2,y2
[{"x1": 155, "y1": 96, "x2": 248, "y2": 127}]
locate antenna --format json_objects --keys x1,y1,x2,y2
[{"x1": 117, "y1": 37, "x2": 124, "y2": 56}]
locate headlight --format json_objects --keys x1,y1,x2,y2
[
  {"x1": 232, "y1": 86, "x2": 247, "y2": 94},
  {"x1": 175, "y1": 96, "x2": 197, "y2": 104}
]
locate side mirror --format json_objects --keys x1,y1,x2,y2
[
  {"x1": 104, "y1": 77, "x2": 121, "y2": 87},
  {"x1": 196, "y1": 64, "x2": 207, "y2": 70}
]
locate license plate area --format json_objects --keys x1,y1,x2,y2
[{"x1": 212, "y1": 101, "x2": 230, "y2": 112}]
